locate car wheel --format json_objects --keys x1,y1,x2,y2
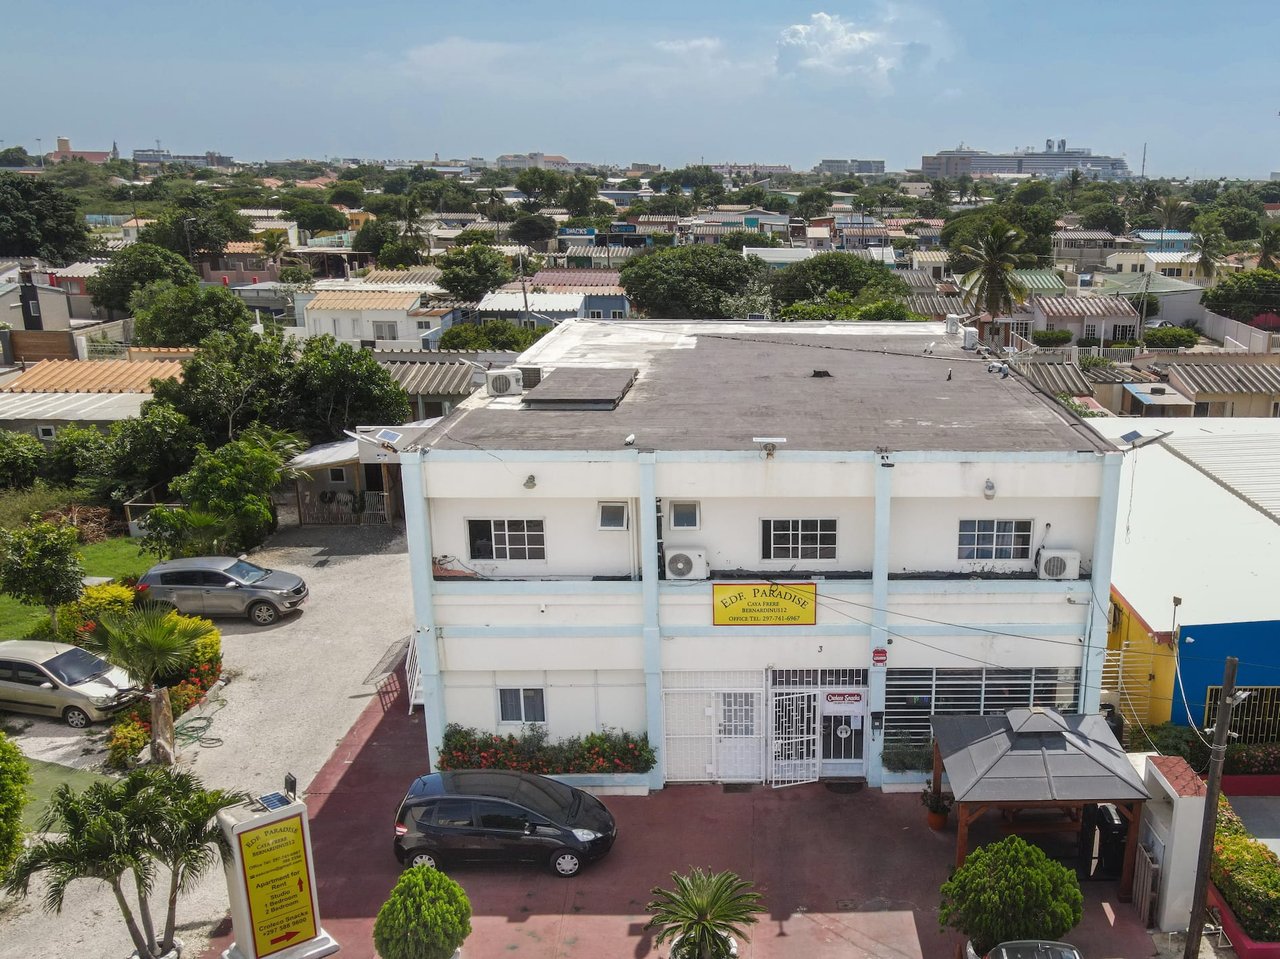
[
  {"x1": 247, "y1": 601, "x2": 279, "y2": 626},
  {"x1": 63, "y1": 706, "x2": 91, "y2": 729},
  {"x1": 407, "y1": 850, "x2": 440, "y2": 869},
  {"x1": 550, "y1": 849, "x2": 581, "y2": 877}
]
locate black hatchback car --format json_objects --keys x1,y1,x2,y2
[{"x1": 393, "y1": 770, "x2": 617, "y2": 877}]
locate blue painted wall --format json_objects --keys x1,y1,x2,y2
[{"x1": 1173, "y1": 620, "x2": 1280, "y2": 726}]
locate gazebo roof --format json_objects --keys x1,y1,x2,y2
[{"x1": 931, "y1": 707, "x2": 1150, "y2": 804}]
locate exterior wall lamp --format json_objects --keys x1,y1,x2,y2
[{"x1": 983, "y1": 478, "x2": 996, "y2": 500}]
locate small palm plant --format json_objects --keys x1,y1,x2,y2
[
  {"x1": 83, "y1": 604, "x2": 216, "y2": 764},
  {"x1": 1257, "y1": 223, "x2": 1280, "y2": 272},
  {"x1": 958, "y1": 221, "x2": 1032, "y2": 319},
  {"x1": 646, "y1": 868, "x2": 764, "y2": 959},
  {"x1": 1191, "y1": 225, "x2": 1226, "y2": 281}
]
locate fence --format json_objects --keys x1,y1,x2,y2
[
  {"x1": 1205, "y1": 685, "x2": 1280, "y2": 744},
  {"x1": 297, "y1": 489, "x2": 389, "y2": 526},
  {"x1": 1200, "y1": 311, "x2": 1276, "y2": 354}
]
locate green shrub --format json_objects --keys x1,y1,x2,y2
[
  {"x1": 1078, "y1": 353, "x2": 1113, "y2": 370},
  {"x1": 881, "y1": 736, "x2": 934, "y2": 772},
  {"x1": 853, "y1": 299, "x2": 920, "y2": 322},
  {"x1": 374, "y1": 865, "x2": 471, "y2": 959},
  {"x1": 0, "y1": 484, "x2": 95, "y2": 531},
  {"x1": 0, "y1": 431, "x2": 46, "y2": 489},
  {"x1": 1212, "y1": 795, "x2": 1280, "y2": 941},
  {"x1": 107, "y1": 718, "x2": 149, "y2": 769},
  {"x1": 1218, "y1": 794, "x2": 1248, "y2": 839},
  {"x1": 939, "y1": 835, "x2": 1083, "y2": 955},
  {"x1": 43, "y1": 425, "x2": 110, "y2": 487},
  {"x1": 1143, "y1": 326, "x2": 1199, "y2": 348},
  {"x1": 0, "y1": 731, "x2": 31, "y2": 874},
  {"x1": 436, "y1": 723, "x2": 656, "y2": 774},
  {"x1": 1076, "y1": 336, "x2": 1101, "y2": 348},
  {"x1": 1031, "y1": 329, "x2": 1072, "y2": 346}
]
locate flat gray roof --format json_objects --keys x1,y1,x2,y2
[{"x1": 423, "y1": 321, "x2": 1112, "y2": 454}]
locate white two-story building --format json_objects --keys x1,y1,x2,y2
[{"x1": 398, "y1": 320, "x2": 1122, "y2": 789}]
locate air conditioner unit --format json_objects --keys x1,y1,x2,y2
[
  {"x1": 666, "y1": 548, "x2": 710, "y2": 580},
  {"x1": 1037, "y1": 549, "x2": 1081, "y2": 581},
  {"x1": 486, "y1": 368, "x2": 523, "y2": 397}
]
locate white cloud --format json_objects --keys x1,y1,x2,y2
[
  {"x1": 776, "y1": 7, "x2": 950, "y2": 92},
  {"x1": 654, "y1": 37, "x2": 723, "y2": 56}
]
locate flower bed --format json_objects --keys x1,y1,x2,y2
[
  {"x1": 435, "y1": 723, "x2": 655, "y2": 774},
  {"x1": 1209, "y1": 884, "x2": 1280, "y2": 959},
  {"x1": 1212, "y1": 796, "x2": 1280, "y2": 945}
]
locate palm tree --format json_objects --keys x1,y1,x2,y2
[
  {"x1": 646, "y1": 868, "x2": 764, "y2": 959},
  {"x1": 958, "y1": 222, "x2": 1032, "y2": 318},
  {"x1": 145, "y1": 768, "x2": 245, "y2": 954},
  {"x1": 4, "y1": 768, "x2": 245, "y2": 959},
  {"x1": 1064, "y1": 169, "x2": 1084, "y2": 205},
  {"x1": 83, "y1": 604, "x2": 216, "y2": 765},
  {"x1": 1256, "y1": 223, "x2": 1280, "y2": 271},
  {"x1": 1190, "y1": 225, "x2": 1226, "y2": 282},
  {"x1": 1156, "y1": 197, "x2": 1189, "y2": 250},
  {"x1": 930, "y1": 179, "x2": 951, "y2": 203},
  {"x1": 258, "y1": 229, "x2": 289, "y2": 271}
]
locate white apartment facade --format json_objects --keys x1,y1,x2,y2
[{"x1": 399, "y1": 321, "x2": 1122, "y2": 789}]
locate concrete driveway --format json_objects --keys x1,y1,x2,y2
[
  {"x1": 1225, "y1": 796, "x2": 1280, "y2": 856},
  {"x1": 204, "y1": 677, "x2": 1156, "y2": 959},
  {"x1": 0, "y1": 523, "x2": 413, "y2": 959}
]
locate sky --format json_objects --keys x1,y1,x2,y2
[{"x1": 5, "y1": 0, "x2": 1278, "y2": 179}]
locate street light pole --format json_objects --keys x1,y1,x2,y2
[{"x1": 1184, "y1": 655, "x2": 1241, "y2": 959}]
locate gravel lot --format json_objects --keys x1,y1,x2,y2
[{"x1": 0, "y1": 523, "x2": 414, "y2": 959}]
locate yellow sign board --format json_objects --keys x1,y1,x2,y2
[
  {"x1": 238, "y1": 813, "x2": 319, "y2": 958},
  {"x1": 713, "y1": 582, "x2": 817, "y2": 626}
]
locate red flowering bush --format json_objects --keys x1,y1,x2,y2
[
  {"x1": 435, "y1": 724, "x2": 655, "y2": 774},
  {"x1": 1213, "y1": 796, "x2": 1280, "y2": 941}
]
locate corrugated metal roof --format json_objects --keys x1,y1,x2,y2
[
  {"x1": 223, "y1": 241, "x2": 265, "y2": 254},
  {"x1": 883, "y1": 218, "x2": 944, "y2": 228},
  {"x1": 912, "y1": 250, "x2": 949, "y2": 263},
  {"x1": 1016, "y1": 360, "x2": 1093, "y2": 397},
  {"x1": 1052, "y1": 230, "x2": 1118, "y2": 241},
  {"x1": 48, "y1": 261, "x2": 106, "y2": 278},
  {"x1": 0, "y1": 392, "x2": 149, "y2": 421},
  {"x1": 1034, "y1": 294, "x2": 1137, "y2": 318},
  {"x1": 1082, "y1": 364, "x2": 1159, "y2": 384},
  {"x1": 1012, "y1": 269, "x2": 1067, "y2": 292},
  {"x1": 1162, "y1": 432, "x2": 1280, "y2": 523},
  {"x1": 907, "y1": 294, "x2": 968, "y2": 316},
  {"x1": 381, "y1": 361, "x2": 476, "y2": 396},
  {"x1": 363, "y1": 267, "x2": 442, "y2": 284},
  {"x1": 898, "y1": 269, "x2": 938, "y2": 290},
  {"x1": 691, "y1": 224, "x2": 744, "y2": 235},
  {"x1": 306, "y1": 290, "x2": 422, "y2": 311},
  {"x1": 1135, "y1": 230, "x2": 1194, "y2": 241},
  {"x1": 478, "y1": 290, "x2": 585, "y2": 313},
  {"x1": 1146, "y1": 251, "x2": 1199, "y2": 264},
  {"x1": 1167, "y1": 363, "x2": 1280, "y2": 395},
  {"x1": 560, "y1": 246, "x2": 640, "y2": 259},
  {"x1": 4, "y1": 359, "x2": 181, "y2": 394},
  {"x1": 290, "y1": 438, "x2": 359, "y2": 470},
  {"x1": 530, "y1": 269, "x2": 621, "y2": 287}
]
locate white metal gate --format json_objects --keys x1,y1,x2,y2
[
  {"x1": 663, "y1": 672, "x2": 766, "y2": 782},
  {"x1": 771, "y1": 690, "x2": 819, "y2": 787},
  {"x1": 1102, "y1": 646, "x2": 1154, "y2": 733}
]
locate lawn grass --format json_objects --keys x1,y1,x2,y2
[
  {"x1": 21, "y1": 758, "x2": 110, "y2": 829},
  {"x1": 0, "y1": 537, "x2": 156, "y2": 639}
]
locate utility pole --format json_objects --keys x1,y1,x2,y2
[{"x1": 1184, "y1": 656, "x2": 1240, "y2": 959}]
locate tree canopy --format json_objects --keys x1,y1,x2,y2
[
  {"x1": 0, "y1": 172, "x2": 91, "y2": 264},
  {"x1": 291, "y1": 203, "x2": 349, "y2": 234},
  {"x1": 769, "y1": 251, "x2": 908, "y2": 307},
  {"x1": 507, "y1": 214, "x2": 557, "y2": 244},
  {"x1": 137, "y1": 192, "x2": 251, "y2": 258},
  {"x1": 620, "y1": 246, "x2": 767, "y2": 318},
  {"x1": 718, "y1": 230, "x2": 781, "y2": 251},
  {"x1": 1079, "y1": 202, "x2": 1127, "y2": 234},
  {"x1": 437, "y1": 320, "x2": 546, "y2": 351},
  {"x1": 1201, "y1": 269, "x2": 1280, "y2": 322},
  {"x1": 87, "y1": 243, "x2": 199, "y2": 313},
  {"x1": 439, "y1": 244, "x2": 513, "y2": 301},
  {"x1": 288, "y1": 335, "x2": 412, "y2": 443},
  {"x1": 514, "y1": 169, "x2": 566, "y2": 211},
  {"x1": 131, "y1": 282, "x2": 254, "y2": 347}
]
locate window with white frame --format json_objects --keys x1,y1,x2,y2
[
  {"x1": 957, "y1": 519, "x2": 1033, "y2": 560},
  {"x1": 611, "y1": 310, "x2": 624, "y2": 319},
  {"x1": 598, "y1": 502, "x2": 628, "y2": 530},
  {"x1": 327, "y1": 467, "x2": 346, "y2": 483},
  {"x1": 1083, "y1": 323, "x2": 1097, "y2": 340},
  {"x1": 468, "y1": 519, "x2": 546, "y2": 560},
  {"x1": 589, "y1": 310, "x2": 603, "y2": 319},
  {"x1": 372, "y1": 321, "x2": 399, "y2": 340},
  {"x1": 416, "y1": 320, "x2": 434, "y2": 331},
  {"x1": 498, "y1": 687, "x2": 545, "y2": 723},
  {"x1": 1045, "y1": 322, "x2": 1056, "y2": 332},
  {"x1": 761, "y1": 518, "x2": 836, "y2": 560},
  {"x1": 1112, "y1": 324, "x2": 1136, "y2": 342},
  {"x1": 36, "y1": 425, "x2": 56, "y2": 441},
  {"x1": 670, "y1": 501, "x2": 699, "y2": 529}
]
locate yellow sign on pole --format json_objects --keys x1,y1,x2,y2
[
  {"x1": 713, "y1": 582, "x2": 817, "y2": 626},
  {"x1": 237, "y1": 813, "x2": 319, "y2": 958}
]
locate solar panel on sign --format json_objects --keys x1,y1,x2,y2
[{"x1": 257, "y1": 791, "x2": 290, "y2": 810}]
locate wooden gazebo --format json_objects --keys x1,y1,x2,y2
[{"x1": 929, "y1": 707, "x2": 1150, "y2": 901}]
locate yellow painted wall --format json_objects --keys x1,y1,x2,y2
[{"x1": 1105, "y1": 589, "x2": 1177, "y2": 729}]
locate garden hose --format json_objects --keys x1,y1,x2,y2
[{"x1": 175, "y1": 696, "x2": 226, "y2": 748}]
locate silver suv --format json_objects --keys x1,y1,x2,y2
[
  {"x1": 0, "y1": 640, "x2": 141, "y2": 727},
  {"x1": 138, "y1": 557, "x2": 308, "y2": 626}
]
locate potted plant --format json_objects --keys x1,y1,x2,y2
[
  {"x1": 646, "y1": 867, "x2": 764, "y2": 959},
  {"x1": 939, "y1": 835, "x2": 1083, "y2": 958},
  {"x1": 374, "y1": 865, "x2": 472, "y2": 959},
  {"x1": 921, "y1": 787, "x2": 953, "y2": 830}
]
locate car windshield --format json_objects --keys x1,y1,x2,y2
[
  {"x1": 43, "y1": 648, "x2": 111, "y2": 686},
  {"x1": 225, "y1": 560, "x2": 269, "y2": 584},
  {"x1": 514, "y1": 776, "x2": 578, "y2": 821}
]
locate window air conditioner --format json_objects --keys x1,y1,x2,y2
[
  {"x1": 486, "y1": 368, "x2": 523, "y2": 397},
  {"x1": 666, "y1": 549, "x2": 710, "y2": 580},
  {"x1": 1037, "y1": 549, "x2": 1081, "y2": 581}
]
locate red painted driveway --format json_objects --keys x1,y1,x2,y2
[{"x1": 204, "y1": 672, "x2": 1155, "y2": 959}]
